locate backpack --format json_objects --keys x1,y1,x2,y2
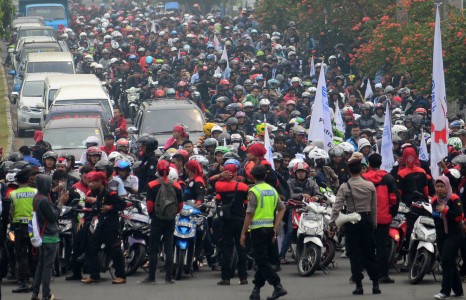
[
  {"x1": 154, "y1": 179, "x2": 178, "y2": 220},
  {"x1": 28, "y1": 199, "x2": 47, "y2": 248}
]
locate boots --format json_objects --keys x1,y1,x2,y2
[
  {"x1": 249, "y1": 286, "x2": 261, "y2": 300},
  {"x1": 352, "y1": 281, "x2": 363, "y2": 295},
  {"x1": 267, "y1": 284, "x2": 288, "y2": 300},
  {"x1": 372, "y1": 281, "x2": 381, "y2": 294}
]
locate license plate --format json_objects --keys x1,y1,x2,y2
[{"x1": 130, "y1": 213, "x2": 150, "y2": 223}]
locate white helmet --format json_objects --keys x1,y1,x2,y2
[
  {"x1": 104, "y1": 34, "x2": 112, "y2": 40},
  {"x1": 308, "y1": 148, "x2": 329, "y2": 161},
  {"x1": 259, "y1": 99, "x2": 270, "y2": 106},
  {"x1": 103, "y1": 13, "x2": 110, "y2": 19},
  {"x1": 303, "y1": 145, "x2": 315, "y2": 154},
  {"x1": 290, "y1": 77, "x2": 301, "y2": 84},
  {"x1": 338, "y1": 142, "x2": 355, "y2": 154},
  {"x1": 392, "y1": 125, "x2": 408, "y2": 136},
  {"x1": 449, "y1": 168, "x2": 461, "y2": 179},
  {"x1": 328, "y1": 55, "x2": 337, "y2": 63},
  {"x1": 288, "y1": 157, "x2": 304, "y2": 171},
  {"x1": 79, "y1": 32, "x2": 87, "y2": 37},
  {"x1": 211, "y1": 125, "x2": 223, "y2": 134},
  {"x1": 108, "y1": 152, "x2": 123, "y2": 162},
  {"x1": 307, "y1": 87, "x2": 317, "y2": 93},
  {"x1": 358, "y1": 138, "x2": 371, "y2": 151},
  {"x1": 85, "y1": 136, "x2": 99, "y2": 144},
  {"x1": 243, "y1": 101, "x2": 254, "y2": 109},
  {"x1": 168, "y1": 167, "x2": 179, "y2": 182},
  {"x1": 110, "y1": 57, "x2": 119, "y2": 64},
  {"x1": 94, "y1": 63, "x2": 103, "y2": 69},
  {"x1": 90, "y1": 62, "x2": 98, "y2": 69}
]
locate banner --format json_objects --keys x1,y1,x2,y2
[
  {"x1": 214, "y1": 45, "x2": 231, "y2": 79},
  {"x1": 213, "y1": 34, "x2": 222, "y2": 52},
  {"x1": 364, "y1": 78, "x2": 373, "y2": 100},
  {"x1": 308, "y1": 67, "x2": 333, "y2": 150},
  {"x1": 263, "y1": 117, "x2": 275, "y2": 170},
  {"x1": 150, "y1": 20, "x2": 157, "y2": 33},
  {"x1": 334, "y1": 103, "x2": 345, "y2": 134},
  {"x1": 381, "y1": 102, "x2": 395, "y2": 171},
  {"x1": 430, "y1": 5, "x2": 448, "y2": 179},
  {"x1": 309, "y1": 56, "x2": 316, "y2": 77},
  {"x1": 419, "y1": 130, "x2": 429, "y2": 162}
]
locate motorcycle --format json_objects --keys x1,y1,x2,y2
[
  {"x1": 290, "y1": 199, "x2": 328, "y2": 276},
  {"x1": 173, "y1": 201, "x2": 207, "y2": 280},
  {"x1": 56, "y1": 202, "x2": 80, "y2": 275},
  {"x1": 125, "y1": 87, "x2": 141, "y2": 122},
  {"x1": 407, "y1": 201, "x2": 438, "y2": 284},
  {"x1": 388, "y1": 202, "x2": 409, "y2": 268},
  {"x1": 121, "y1": 196, "x2": 150, "y2": 276}
]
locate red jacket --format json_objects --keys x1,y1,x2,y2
[
  {"x1": 109, "y1": 115, "x2": 128, "y2": 139},
  {"x1": 100, "y1": 145, "x2": 116, "y2": 156},
  {"x1": 362, "y1": 169, "x2": 398, "y2": 225}
]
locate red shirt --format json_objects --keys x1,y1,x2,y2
[
  {"x1": 73, "y1": 181, "x2": 90, "y2": 195},
  {"x1": 100, "y1": 145, "x2": 116, "y2": 156}
]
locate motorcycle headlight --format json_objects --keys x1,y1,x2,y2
[
  {"x1": 304, "y1": 226, "x2": 318, "y2": 235},
  {"x1": 20, "y1": 105, "x2": 31, "y2": 112},
  {"x1": 415, "y1": 227, "x2": 425, "y2": 240},
  {"x1": 180, "y1": 209, "x2": 191, "y2": 216}
]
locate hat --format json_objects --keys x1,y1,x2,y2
[
  {"x1": 347, "y1": 152, "x2": 364, "y2": 165},
  {"x1": 374, "y1": 83, "x2": 383, "y2": 89}
]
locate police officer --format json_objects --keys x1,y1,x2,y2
[
  {"x1": 240, "y1": 165, "x2": 287, "y2": 300},
  {"x1": 330, "y1": 152, "x2": 381, "y2": 295}
]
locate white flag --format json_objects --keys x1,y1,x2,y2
[
  {"x1": 308, "y1": 67, "x2": 333, "y2": 150},
  {"x1": 150, "y1": 20, "x2": 157, "y2": 33},
  {"x1": 263, "y1": 117, "x2": 275, "y2": 170},
  {"x1": 213, "y1": 34, "x2": 222, "y2": 52},
  {"x1": 334, "y1": 103, "x2": 345, "y2": 134},
  {"x1": 309, "y1": 56, "x2": 316, "y2": 77},
  {"x1": 381, "y1": 102, "x2": 395, "y2": 171},
  {"x1": 215, "y1": 45, "x2": 231, "y2": 79},
  {"x1": 364, "y1": 78, "x2": 373, "y2": 100},
  {"x1": 419, "y1": 131, "x2": 429, "y2": 162},
  {"x1": 430, "y1": 6, "x2": 449, "y2": 179}
]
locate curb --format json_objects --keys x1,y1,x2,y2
[{"x1": 0, "y1": 60, "x2": 13, "y2": 156}]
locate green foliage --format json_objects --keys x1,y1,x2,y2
[{"x1": 0, "y1": 0, "x2": 16, "y2": 39}]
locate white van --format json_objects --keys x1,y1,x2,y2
[
  {"x1": 50, "y1": 84, "x2": 114, "y2": 120},
  {"x1": 25, "y1": 52, "x2": 75, "y2": 74}
]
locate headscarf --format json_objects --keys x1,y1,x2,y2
[
  {"x1": 402, "y1": 147, "x2": 420, "y2": 169},
  {"x1": 247, "y1": 143, "x2": 266, "y2": 157},
  {"x1": 173, "y1": 125, "x2": 188, "y2": 139},
  {"x1": 34, "y1": 130, "x2": 44, "y2": 142},
  {"x1": 86, "y1": 171, "x2": 108, "y2": 186},
  {"x1": 186, "y1": 160, "x2": 203, "y2": 177},
  {"x1": 223, "y1": 164, "x2": 238, "y2": 175},
  {"x1": 435, "y1": 175, "x2": 453, "y2": 234}
]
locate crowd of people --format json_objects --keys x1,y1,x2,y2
[{"x1": 2, "y1": 1, "x2": 466, "y2": 300}]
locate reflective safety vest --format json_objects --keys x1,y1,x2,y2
[
  {"x1": 250, "y1": 182, "x2": 278, "y2": 229},
  {"x1": 10, "y1": 187, "x2": 37, "y2": 224}
]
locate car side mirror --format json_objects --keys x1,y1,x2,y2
[
  {"x1": 128, "y1": 126, "x2": 138, "y2": 134},
  {"x1": 8, "y1": 48, "x2": 14, "y2": 54},
  {"x1": 8, "y1": 70, "x2": 15, "y2": 76},
  {"x1": 10, "y1": 92, "x2": 18, "y2": 104}
]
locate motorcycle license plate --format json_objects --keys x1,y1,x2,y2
[
  {"x1": 303, "y1": 213, "x2": 320, "y2": 221},
  {"x1": 130, "y1": 213, "x2": 150, "y2": 223}
]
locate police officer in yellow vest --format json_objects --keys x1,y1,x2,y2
[
  {"x1": 240, "y1": 165, "x2": 287, "y2": 300},
  {"x1": 10, "y1": 167, "x2": 37, "y2": 293}
]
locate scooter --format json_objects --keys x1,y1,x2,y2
[
  {"x1": 407, "y1": 201, "x2": 437, "y2": 284},
  {"x1": 56, "y1": 203, "x2": 80, "y2": 275},
  {"x1": 125, "y1": 87, "x2": 141, "y2": 122},
  {"x1": 388, "y1": 202, "x2": 409, "y2": 268}
]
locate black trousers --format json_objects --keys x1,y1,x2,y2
[
  {"x1": 14, "y1": 224, "x2": 34, "y2": 283},
  {"x1": 251, "y1": 228, "x2": 281, "y2": 288},
  {"x1": 148, "y1": 218, "x2": 175, "y2": 281},
  {"x1": 345, "y1": 217, "x2": 380, "y2": 283},
  {"x1": 439, "y1": 234, "x2": 464, "y2": 296},
  {"x1": 69, "y1": 223, "x2": 90, "y2": 276},
  {"x1": 375, "y1": 223, "x2": 390, "y2": 277},
  {"x1": 86, "y1": 229, "x2": 126, "y2": 279},
  {"x1": 220, "y1": 219, "x2": 248, "y2": 280}
]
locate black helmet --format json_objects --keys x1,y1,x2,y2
[
  {"x1": 222, "y1": 151, "x2": 240, "y2": 161},
  {"x1": 8, "y1": 152, "x2": 23, "y2": 162},
  {"x1": 42, "y1": 151, "x2": 58, "y2": 163},
  {"x1": 226, "y1": 117, "x2": 239, "y2": 126},
  {"x1": 217, "y1": 132, "x2": 231, "y2": 144},
  {"x1": 94, "y1": 160, "x2": 113, "y2": 177},
  {"x1": 13, "y1": 161, "x2": 32, "y2": 184},
  {"x1": 226, "y1": 103, "x2": 241, "y2": 111},
  {"x1": 137, "y1": 134, "x2": 159, "y2": 152}
]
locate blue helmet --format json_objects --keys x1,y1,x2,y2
[
  {"x1": 224, "y1": 159, "x2": 240, "y2": 169},
  {"x1": 145, "y1": 55, "x2": 154, "y2": 64},
  {"x1": 115, "y1": 159, "x2": 131, "y2": 170},
  {"x1": 129, "y1": 54, "x2": 137, "y2": 61},
  {"x1": 171, "y1": 30, "x2": 177, "y2": 36}
]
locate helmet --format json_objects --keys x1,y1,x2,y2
[
  {"x1": 292, "y1": 126, "x2": 306, "y2": 135},
  {"x1": 448, "y1": 137, "x2": 462, "y2": 150},
  {"x1": 204, "y1": 138, "x2": 218, "y2": 148},
  {"x1": 190, "y1": 90, "x2": 201, "y2": 100},
  {"x1": 114, "y1": 159, "x2": 131, "y2": 171},
  {"x1": 94, "y1": 64, "x2": 103, "y2": 69},
  {"x1": 214, "y1": 146, "x2": 230, "y2": 155},
  {"x1": 157, "y1": 160, "x2": 170, "y2": 176},
  {"x1": 308, "y1": 148, "x2": 329, "y2": 161},
  {"x1": 166, "y1": 88, "x2": 176, "y2": 97},
  {"x1": 288, "y1": 158, "x2": 304, "y2": 175},
  {"x1": 328, "y1": 145, "x2": 344, "y2": 157},
  {"x1": 85, "y1": 136, "x2": 99, "y2": 147},
  {"x1": 226, "y1": 103, "x2": 241, "y2": 112},
  {"x1": 129, "y1": 54, "x2": 137, "y2": 61},
  {"x1": 216, "y1": 96, "x2": 228, "y2": 103},
  {"x1": 211, "y1": 125, "x2": 223, "y2": 135},
  {"x1": 136, "y1": 134, "x2": 159, "y2": 152},
  {"x1": 243, "y1": 101, "x2": 254, "y2": 109},
  {"x1": 259, "y1": 99, "x2": 270, "y2": 106},
  {"x1": 203, "y1": 123, "x2": 216, "y2": 136},
  {"x1": 384, "y1": 85, "x2": 395, "y2": 94},
  {"x1": 450, "y1": 120, "x2": 464, "y2": 129},
  {"x1": 293, "y1": 162, "x2": 310, "y2": 174},
  {"x1": 168, "y1": 167, "x2": 179, "y2": 182},
  {"x1": 392, "y1": 125, "x2": 408, "y2": 136},
  {"x1": 224, "y1": 159, "x2": 241, "y2": 169},
  {"x1": 116, "y1": 138, "x2": 129, "y2": 151},
  {"x1": 8, "y1": 152, "x2": 23, "y2": 162},
  {"x1": 217, "y1": 132, "x2": 231, "y2": 143},
  {"x1": 234, "y1": 85, "x2": 243, "y2": 92},
  {"x1": 226, "y1": 117, "x2": 239, "y2": 126},
  {"x1": 86, "y1": 146, "x2": 102, "y2": 156},
  {"x1": 290, "y1": 77, "x2": 300, "y2": 84},
  {"x1": 361, "y1": 103, "x2": 372, "y2": 111},
  {"x1": 272, "y1": 152, "x2": 283, "y2": 162},
  {"x1": 94, "y1": 160, "x2": 113, "y2": 176},
  {"x1": 108, "y1": 151, "x2": 124, "y2": 162},
  {"x1": 145, "y1": 56, "x2": 154, "y2": 64},
  {"x1": 338, "y1": 142, "x2": 355, "y2": 154},
  {"x1": 231, "y1": 133, "x2": 243, "y2": 143},
  {"x1": 398, "y1": 87, "x2": 410, "y2": 95},
  {"x1": 236, "y1": 111, "x2": 246, "y2": 118},
  {"x1": 222, "y1": 152, "x2": 240, "y2": 161},
  {"x1": 244, "y1": 79, "x2": 253, "y2": 86},
  {"x1": 358, "y1": 138, "x2": 371, "y2": 151},
  {"x1": 189, "y1": 155, "x2": 209, "y2": 169},
  {"x1": 414, "y1": 107, "x2": 427, "y2": 115},
  {"x1": 301, "y1": 92, "x2": 311, "y2": 98},
  {"x1": 42, "y1": 151, "x2": 58, "y2": 162}
]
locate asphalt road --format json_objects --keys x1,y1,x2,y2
[{"x1": 0, "y1": 253, "x2": 443, "y2": 300}]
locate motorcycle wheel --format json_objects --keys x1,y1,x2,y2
[
  {"x1": 320, "y1": 238, "x2": 336, "y2": 268},
  {"x1": 125, "y1": 244, "x2": 146, "y2": 276},
  {"x1": 409, "y1": 248, "x2": 432, "y2": 284},
  {"x1": 388, "y1": 239, "x2": 398, "y2": 268},
  {"x1": 175, "y1": 248, "x2": 187, "y2": 280},
  {"x1": 297, "y1": 243, "x2": 321, "y2": 276}
]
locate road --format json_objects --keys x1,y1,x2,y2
[{"x1": 1, "y1": 254, "x2": 442, "y2": 300}]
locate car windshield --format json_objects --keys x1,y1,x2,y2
[
  {"x1": 18, "y1": 29, "x2": 54, "y2": 39},
  {"x1": 27, "y1": 61, "x2": 73, "y2": 73},
  {"x1": 22, "y1": 80, "x2": 44, "y2": 97},
  {"x1": 27, "y1": 6, "x2": 66, "y2": 21},
  {"x1": 141, "y1": 109, "x2": 203, "y2": 134},
  {"x1": 53, "y1": 99, "x2": 111, "y2": 119},
  {"x1": 44, "y1": 127, "x2": 102, "y2": 149},
  {"x1": 23, "y1": 45, "x2": 61, "y2": 54}
]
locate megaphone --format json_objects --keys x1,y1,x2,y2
[{"x1": 335, "y1": 212, "x2": 361, "y2": 228}]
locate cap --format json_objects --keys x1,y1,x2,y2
[
  {"x1": 347, "y1": 152, "x2": 364, "y2": 165},
  {"x1": 374, "y1": 83, "x2": 383, "y2": 89}
]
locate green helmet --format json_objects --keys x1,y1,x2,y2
[
  {"x1": 214, "y1": 146, "x2": 230, "y2": 155},
  {"x1": 448, "y1": 137, "x2": 462, "y2": 150}
]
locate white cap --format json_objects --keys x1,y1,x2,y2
[{"x1": 375, "y1": 83, "x2": 383, "y2": 89}]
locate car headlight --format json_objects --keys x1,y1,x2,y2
[{"x1": 20, "y1": 105, "x2": 31, "y2": 112}]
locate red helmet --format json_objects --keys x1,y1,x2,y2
[
  {"x1": 293, "y1": 162, "x2": 310, "y2": 174},
  {"x1": 116, "y1": 138, "x2": 129, "y2": 147},
  {"x1": 86, "y1": 146, "x2": 102, "y2": 156},
  {"x1": 157, "y1": 160, "x2": 170, "y2": 175},
  {"x1": 155, "y1": 89, "x2": 165, "y2": 98},
  {"x1": 219, "y1": 79, "x2": 230, "y2": 85},
  {"x1": 177, "y1": 81, "x2": 187, "y2": 87},
  {"x1": 414, "y1": 107, "x2": 427, "y2": 115}
]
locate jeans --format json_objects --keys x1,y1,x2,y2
[
  {"x1": 279, "y1": 208, "x2": 293, "y2": 258},
  {"x1": 220, "y1": 219, "x2": 248, "y2": 280},
  {"x1": 251, "y1": 228, "x2": 281, "y2": 288},
  {"x1": 345, "y1": 216, "x2": 380, "y2": 283},
  {"x1": 148, "y1": 217, "x2": 175, "y2": 280},
  {"x1": 375, "y1": 223, "x2": 390, "y2": 277},
  {"x1": 32, "y1": 243, "x2": 58, "y2": 299},
  {"x1": 86, "y1": 230, "x2": 126, "y2": 279},
  {"x1": 439, "y1": 234, "x2": 464, "y2": 296},
  {"x1": 14, "y1": 224, "x2": 34, "y2": 283}
]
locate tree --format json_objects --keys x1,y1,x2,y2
[{"x1": 0, "y1": 0, "x2": 16, "y2": 39}]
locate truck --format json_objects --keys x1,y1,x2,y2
[{"x1": 18, "y1": 0, "x2": 69, "y2": 30}]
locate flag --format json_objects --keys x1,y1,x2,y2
[
  {"x1": 430, "y1": 5, "x2": 448, "y2": 179},
  {"x1": 419, "y1": 130, "x2": 429, "y2": 162},
  {"x1": 334, "y1": 103, "x2": 345, "y2": 133},
  {"x1": 150, "y1": 20, "x2": 157, "y2": 33},
  {"x1": 309, "y1": 56, "x2": 316, "y2": 77},
  {"x1": 364, "y1": 78, "x2": 373, "y2": 100},
  {"x1": 177, "y1": 49, "x2": 181, "y2": 60},
  {"x1": 263, "y1": 116, "x2": 275, "y2": 170},
  {"x1": 213, "y1": 34, "x2": 222, "y2": 52},
  {"x1": 215, "y1": 45, "x2": 231, "y2": 79},
  {"x1": 308, "y1": 66, "x2": 333, "y2": 150},
  {"x1": 380, "y1": 102, "x2": 395, "y2": 171}
]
